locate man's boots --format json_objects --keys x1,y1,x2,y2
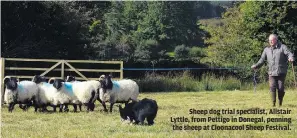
[
  {"x1": 271, "y1": 92, "x2": 276, "y2": 107},
  {"x1": 279, "y1": 92, "x2": 285, "y2": 107}
]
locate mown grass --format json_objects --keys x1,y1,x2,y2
[{"x1": 1, "y1": 90, "x2": 297, "y2": 138}]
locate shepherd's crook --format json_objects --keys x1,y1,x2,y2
[
  {"x1": 291, "y1": 62, "x2": 297, "y2": 88},
  {"x1": 253, "y1": 70, "x2": 257, "y2": 93}
]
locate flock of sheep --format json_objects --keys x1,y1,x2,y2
[{"x1": 3, "y1": 75, "x2": 158, "y2": 125}]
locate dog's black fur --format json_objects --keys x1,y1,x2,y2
[{"x1": 119, "y1": 98, "x2": 158, "y2": 125}]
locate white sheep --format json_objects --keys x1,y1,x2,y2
[
  {"x1": 53, "y1": 79, "x2": 83, "y2": 112},
  {"x1": 32, "y1": 75, "x2": 64, "y2": 112},
  {"x1": 64, "y1": 75, "x2": 82, "y2": 111},
  {"x1": 33, "y1": 76, "x2": 78, "y2": 112},
  {"x1": 99, "y1": 75, "x2": 139, "y2": 112},
  {"x1": 4, "y1": 76, "x2": 39, "y2": 112},
  {"x1": 52, "y1": 78, "x2": 100, "y2": 112},
  {"x1": 71, "y1": 80, "x2": 100, "y2": 111}
]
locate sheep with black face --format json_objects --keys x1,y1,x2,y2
[
  {"x1": 53, "y1": 78, "x2": 100, "y2": 111},
  {"x1": 51, "y1": 79, "x2": 84, "y2": 112},
  {"x1": 99, "y1": 75, "x2": 139, "y2": 112},
  {"x1": 119, "y1": 98, "x2": 158, "y2": 125},
  {"x1": 4, "y1": 76, "x2": 39, "y2": 112},
  {"x1": 65, "y1": 76, "x2": 79, "y2": 83},
  {"x1": 33, "y1": 75, "x2": 72, "y2": 112},
  {"x1": 64, "y1": 75, "x2": 82, "y2": 111}
]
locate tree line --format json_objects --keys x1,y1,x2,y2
[
  {"x1": 1, "y1": 1, "x2": 296, "y2": 80},
  {"x1": 1, "y1": 1, "x2": 225, "y2": 60}
]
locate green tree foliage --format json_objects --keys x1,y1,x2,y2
[
  {"x1": 1, "y1": 1, "x2": 93, "y2": 59},
  {"x1": 100, "y1": 1, "x2": 206, "y2": 61},
  {"x1": 202, "y1": 1, "x2": 297, "y2": 79},
  {"x1": 136, "y1": 2, "x2": 201, "y2": 50},
  {"x1": 1, "y1": 1, "x2": 228, "y2": 63},
  {"x1": 174, "y1": 45, "x2": 190, "y2": 59},
  {"x1": 98, "y1": 1, "x2": 147, "y2": 60},
  {"x1": 189, "y1": 47, "x2": 207, "y2": 62},
  {"x1": 195, "y1": 1, "x2": 226, "y2": 19}
]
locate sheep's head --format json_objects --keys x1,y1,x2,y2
[
  {"x1": 53, "y1": 79, "x2": 64, "y2": 90},
  {"x1": 99, "y1": 74, "x2": 105, "y2": 81},
  {"x1": 99, "y1": 74, "x2": 113, "y2": 91},
  {"x1": 105, "y1": 75, "x2": 113, "y2": 89},
  {"x1": 32, "y1": 75, "x2": 46, "y2": 84},
  {"x1": 3, "y1": 77, "x2": 18, "y2": 91},
  {"x1": 66, "y1": 76, "x2": 76, "y2": 82},
  {"x1": 3, "y1": 77, "x2": 18, "y2": 104}
]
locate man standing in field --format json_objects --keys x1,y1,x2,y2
[{"x1": 251, "y1": 34, "x2": 294, "y2": 107}]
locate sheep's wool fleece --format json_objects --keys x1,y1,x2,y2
[
  {"x1": 4, "y1": 81, "x2": 38, "y2": 104},
  {"x1": 72, "y1": 80, "x2": 100, "y2": 103},
  {"x1": 100, "y1": 79, "x2": 139, "y2": 103},
  {"x1": 36, "y1": 82, "x2": 57, "y2": 105},
  {"x1": 52, "y1": 82, "x2": 75, "y2": 105}
]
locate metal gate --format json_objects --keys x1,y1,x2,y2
[{"x1": 0, "y1": 58, "x2": 123, "y2": 104}]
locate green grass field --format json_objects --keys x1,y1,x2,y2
[{"x1": 1, "y1": 90, "x2": 297, "y2": 138}]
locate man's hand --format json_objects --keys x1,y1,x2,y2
[
  {"x1": 288, "y1": 58, "x2": 294, "y2": 62},
  {"x1": 251, "y1": 65, "x2": 257, "y2": 70}
]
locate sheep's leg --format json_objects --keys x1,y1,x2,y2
[
  {"x1": 8, "y1": 103, "x2": 15, "y2": 112},
  {"x1": 109, "y1": 103, "x2": 114, "y2": 113},
  {"x1": 64, "y1": 104, "x2": 69, "y2": 112},
  {"x1": 84, "y1": 103, "x2": 88, "y2": 111},
  {"x1": 109, "y1": 96, "x2": 116, "y2": 112},
  {"x1": 24, "y1": 105, "x2": 30, "y2": 111},
  {"x1": 75, "y1": 103, "x2": 82, "y2": 111},
  {"x1": 40, "y1": 104, "x2": 51, "y2": 112},
  {"x1": 24, "y1": 101, "x2": 33, "y2": 111},
  {"x1": 89, "y1": 103, "x2": 95, "y2": 111},
  {"x1": 34, "y1": 105, "x2": 38, "y2": 112},
  {"x1": 32, "y1": 99, "x2": 39, "y2": 112},
  {"x1": 86, "y1": 104, "x2": 90, "y2": 111},
  {"x1": 40, "y1": 104, "x2": 48, "y2": 112},
  {"x1": 59, "y1": 104, "x2": 63, "y2": 112},
  {"x1": 53, "y1": 106, "x2": 57, "y2": 112},
  {"x1": 19, "y1": 103, "x2": 31, "y2": 111},
  {"x1": 73, "y1": 104, "x2": 77, "y2": 112},
  {"x1": 26, "y1": 98, "x2": 35, "y2": 110},
  {"x1": 19, "y1": 104, "x2": 26, "y2": 111},
  {"x1": 97, "y1": 98, "x2": 108, "y2": 112},
  {"x1": 84, "y1": 103, "x2": 94, "y2": 111},
  {"x1": 86, "y1": 91, "x2": 96, "y2": 112},
  {"x1": 102, "y1": 102, "x2": 108, "y2": 112},
  {"x1": 84, "y1": 103, "x2": 90, "y2": 111},
  {"x1": 79, "y1": 104, "x2": 82, "y2": 111}
]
